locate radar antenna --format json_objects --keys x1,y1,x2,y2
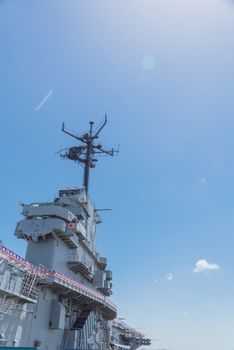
[{"x1": 60, "y1": 115, "x2": 118, "y2": 194}]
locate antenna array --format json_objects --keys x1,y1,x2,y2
[{"x1": 60, "y1": 115, "x2": 118, "y2": 193}]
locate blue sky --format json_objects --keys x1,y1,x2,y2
[{"x1": 1, "y1": 0, "x2": 234, "y2": 349}]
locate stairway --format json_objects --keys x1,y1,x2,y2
[{"x1": 73, "y1": 308, "x2": 91, "y2": 329}]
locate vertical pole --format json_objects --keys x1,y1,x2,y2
[
  {"x1": 83, "y1": 122, "x2": 94, "y2": 194},
  {"x1": 83, "y1": 142, "x2": 91, "y2": 193}
]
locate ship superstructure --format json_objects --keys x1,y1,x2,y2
[{"x1": 0, "y1": 118, "x2": 151, "y2": 350}]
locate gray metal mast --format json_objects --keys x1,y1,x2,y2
[{"x1": 61, "y1": 115, "x2": 118, "y2": 194}]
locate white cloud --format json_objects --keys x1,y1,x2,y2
[
  {"x1": 154, "y1": 279, "x2": 159, "y2": 283},
  {"x1": 166, "y1": 273, "x2": 173, "y2": 281},
  {"x1": 193, "y1": 259, "x2": 220, "y2": 273}
]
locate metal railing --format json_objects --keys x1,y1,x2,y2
[
  {"x1": 0, "y1": 269, "x2": 39, "y2": 303},
  {"x1": 0, "y1": 244, "x2": 117, "y2": 313}
]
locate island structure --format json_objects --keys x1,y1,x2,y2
[{"x1": 0, "y1": 117, "x2": 151, "y2": 350}]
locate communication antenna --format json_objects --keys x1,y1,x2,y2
[{"x1": 60, "y1": 115, "x2": 118, "y2": 194}]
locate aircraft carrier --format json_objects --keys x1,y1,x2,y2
[{"x1": 0, "y1": 118, "x2": 151, "y2": 350}]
